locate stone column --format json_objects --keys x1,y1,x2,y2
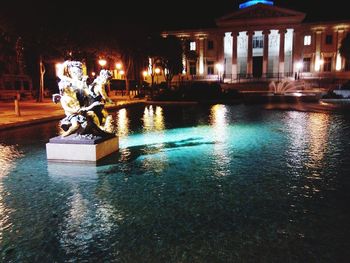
[
  {"x1": 315, "y1": 30, "x2": 323, "y2": 72},
  {"x1": 292, "y1": 29, "x2": 302, "y2": 77},
  {"x1": 246, "y1": 31, "x2": 254, "y2": 77},
  {"x1": 262, "y1": 30, "x2": 270, "y2": 77},
  {"x1": 199, "y1": 37, "x2": 204, "y2": 75},
  {"x1": 279, "y1": 29, "x2": 286, "y2": 77},
  {"x1": 231, "y1": 32, "x2": 238, "y2": 80},
  {"x1": 336, "y1": 29, "x2": 345, "y2": 71}
]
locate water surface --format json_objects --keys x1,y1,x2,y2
[{"x1": 1, "y1": 104, "x2": 350, "y2": 262}]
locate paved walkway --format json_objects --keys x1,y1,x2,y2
[{"x1": 0, "y1": 97, "x2": 145, "y2": 131}]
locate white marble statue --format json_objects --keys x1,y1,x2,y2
[{"x1": 53, "y1": 60, "x2": 115, "y2": 137}]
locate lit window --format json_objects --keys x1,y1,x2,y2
[
  {"x1": 304, "y1": 35, "x2": 311, "y2": 46},
  {"x1": 190, "y1": 41, "x2": 196, "y2": 51}
]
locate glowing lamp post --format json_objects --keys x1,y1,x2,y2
[
  {"x1": 142, "y1": 70, "x2": 148, "y2": 80},
  {"x1": 155, "y1": 68, "x2": 161, "y2": 84},
  {"x1": 98, "y1": 59, "x2": 107, "y2": 69},
  {"x1": 115, "y1": 62, "x2": 123, "y2": 79}
]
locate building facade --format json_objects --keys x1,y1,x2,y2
[{"x1": 162, "y1": 1, "x2": 350, "y2": 83}]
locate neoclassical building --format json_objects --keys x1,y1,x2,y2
[{"x1": 162, "y1": 0, "x2": 350, "y2": 83}]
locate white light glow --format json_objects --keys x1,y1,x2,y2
[
  {"x1": 115, "y1": 63, "x2": 122, "y2": 69},
  {"x1": 296, "y1": 61, "x2": 303, "y2": 70},
  {"x1": 336, "y1": 53, "x2": 342, "y2": 71},
  {"x1": 315, "y1": 58, "x2": 324, "y2": 72},
  {"x1": 216, "y1": 63, "x2": 223, "y2": 72},
  {"x1": 98, "y1": 59, "x2": 107, "y2": 67}
]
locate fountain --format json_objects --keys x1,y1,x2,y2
[
  {"x1": 46, "y1": 60, "x2": 118, "y2": 162},
  {"x1": 267, "y1": 79, "x2": 319, "y2": 103},
  {"x1": 269, "y1": 79, "x2": 307, "y2": 95}
]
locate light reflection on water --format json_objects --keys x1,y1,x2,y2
[
  {"x1": 210, "y1": 104, "x2": 231, "y2": 177},
  {"x1": 0, "y1": 144, "x2": 23, "y2": 243},
  {"x1": 1, "y1": 104, "x2": 350, "y2": 262}
]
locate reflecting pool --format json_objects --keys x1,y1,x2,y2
[{"x1": 1, "y1": 104, "x2": 350, "y2": 262}]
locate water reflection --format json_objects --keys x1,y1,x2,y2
[
  {"x1": 0, "y1": 144, "x2": 23, "y2": 178},
  {"x1": 143, "y1": 105, "x2": 165, "y2": 132},
  {"x1": 210, "y1": 105, "x2": 230, "y2": 177},
  {"x1": 307, "y1": 113, "x2": 330, "y2": 169},
  {"x1": 285, "y1": 111, "x2": 309, "y2": 169},
  {"x1": 116, "y1": 108, "x2": 129, "y2": 138},
  {"x1": 47, "y1": 162, "x2": 122, "y2": 258},
  {"x1": 0, "y1": 144, "x2": 23, "y2": 244},
  {"x1": 141, "y1": 106, "x2": 168, "y2": 173},
  {"x1": 284, "y1": 111, "x2": 332, "y2": 199},
  {"x1": 47, "y1": 162, "x2": 98, "y2": 182}
]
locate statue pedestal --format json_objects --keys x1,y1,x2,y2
[{"x1": 46, "y1": 134, "x2": 119, "y2": 162}]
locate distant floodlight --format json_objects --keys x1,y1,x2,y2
[{"x1": 98, "y1": 59, "x2": 107, "y2": 67}]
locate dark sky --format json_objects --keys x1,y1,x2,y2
[{"x1": 1, "y1": 0, "x2": 348, "y2": 36}]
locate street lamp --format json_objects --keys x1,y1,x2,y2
[
  {"x1": 115, "y1": 62, "x2": 123, "y2": 79},
  {"x1": 142, "y1": 70, "x2": 148, "y2": 80},
  {"x1": 119, "y1": 70, "x2": 125, "y2": 78},
  {"x1": 98, "y1": 59, "x2": 107, "y2": 69},
  {"x1": 154, "y1": 68, "x2": 161, "y2": 84}
]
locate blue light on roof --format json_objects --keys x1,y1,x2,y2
[{"x1": 239, "y1": 0, "x2": 274, "y2": 9}]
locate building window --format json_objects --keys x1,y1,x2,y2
[
  {"x1": 303, "y1": 57, "x2": 311, "y2": 72},
  {"x1": 207, "y1": 61, "x2": 214, "y2": 75},
  {"x1": 252, "y1": 36, "x2": 263, "y2": 48},
  {"x1": 304, "y1": 35, "x2": 311, "y2": 46},
  {"x1": 323, "y1": 57, "x2": 332, "y2": 72},
  {"x1": 189, "y1": 62, "x2": 196, "y2": 75},
  {"x1": 207, "y1": 40, "x2": 214, "y2": 50},
  {"x1": 325, "y1": 34, "x2": 333, "y2": 45},
  {"x1": 190, "y1": 41, "x2": 196, "y2": 51}
]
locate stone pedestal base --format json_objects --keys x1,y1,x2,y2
[{"x1": 46, "y1": 134, "x2": 119, "y2": 162}]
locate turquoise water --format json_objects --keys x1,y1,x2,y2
[{"x1": 1, "y1": 104, "x2": 350, "y2": 262}]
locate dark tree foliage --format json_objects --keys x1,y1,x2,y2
[{"x1": 146, "y1": 35, "x2": 183, "y2": 87}]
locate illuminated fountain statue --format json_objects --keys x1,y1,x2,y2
[
  {"x1": 269, "y1": 79, "x2": 307, "y2": 95},
  {"x1": 47, "y1": 60, "x2": 118, "y2": 162},
  {"x1": 53, "y1": 60, "x2": 115, "y2": 137}
]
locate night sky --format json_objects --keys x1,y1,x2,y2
[{"x1": 1, "y1": 0, "x2": 349, "y2": 36}]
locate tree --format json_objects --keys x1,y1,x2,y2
[
  {"x1": 0, "y1": 31, "x2": 17, "y2": 77},
  {"x1": 145, "y1": 36, "x2": 183, "y2": 88},
  {"x1": 158, "y1": 36, "x2": 183, "y2": 87}
]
